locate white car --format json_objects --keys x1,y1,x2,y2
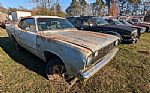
[{"x1": 6, "y1": 16, "x2": 119, "y2": 80}]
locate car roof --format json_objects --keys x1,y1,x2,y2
[
  {"x1": 67, "y1": 16, "x2": 102, "y2": 18},
  {"x1": 21, "y1": 16, "x2": 65, "y2": 19}
]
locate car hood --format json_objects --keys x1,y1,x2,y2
[
  {"x1": 40, "y1": 30, "x2": 118, "y2": 52},
  {"x1": 101, "y1": 25, "x2": 135, "y2": 32},
  {"x1": 139, "y1": 22, "x2": 150, "y2": 27},
  {"x1": 123, "y1": 24, "x2": 143, "y2": 29}
]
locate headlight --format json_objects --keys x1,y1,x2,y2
[
  {"x1": 132, "y1": 29, "x2": 137, "y2": 34},
  {"x1": 114, "y1": 40, "x2": 119, "y2": 46},
  {"x1": 94, "y1": 51, "x2": 99, "y2": 57},
  {"x1": 86, "y1": 51, "x2": 99, "y2": 66},
  {"x1": 86, "y1": 54, "x2": 93, "y2": 66}
]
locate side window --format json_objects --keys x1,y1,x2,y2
[
  {"x1": 18, "y1": 18, "x2": 36, "y2": 32},
  {"x1": 107, "y1": 20, "x2": 115, "y2": 25},
  {"x1": 67, "y1": 18, "x2": 74, "y2": 25},
  {"x1": 18, "y1": 19, "x2": 25, "y2": 29},
  {"x1": 81, "y1": 19, "x2": 95, "y2": 27}
]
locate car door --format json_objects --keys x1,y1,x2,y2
[{"x1": 17, "y1": 18, "x2": 37, "y2": 50}]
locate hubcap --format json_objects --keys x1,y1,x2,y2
[{"x1": 51, "y1": 65, "x2": 65, "y2": 75}]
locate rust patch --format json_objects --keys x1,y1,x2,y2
[
  {"x1": 36, "y1": 30, "x2": 116, "y2": 56},
  {"x1": 71, "y1": 30, "x2": 109, "y2": 37},
  {"x1": 48, "y1": 35, "x2": 92, "y2": 54},
  {"x1": 37, "y1": 33, "x2": 91, "y2": 55}
]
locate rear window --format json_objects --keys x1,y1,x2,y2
[{"x1": 131, "y1": 19, "x2": 139, "y2": 23}]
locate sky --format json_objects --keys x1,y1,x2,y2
[{"x1": 0, "y1": 0, "x2": 96, "y2": 11}]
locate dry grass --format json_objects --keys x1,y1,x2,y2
[{"x1": 0, "y1": 28, "x2": 150, "y2": 93}]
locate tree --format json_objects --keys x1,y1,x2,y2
[
  {"x1": 51, "y1": 3, "x2": 65, "y2": 17},
  {"x1": 128, "y1": 0, "x2": 141, "y2": 4},
  {"x1": 31, "y1": 0, "x2": 49, "y2": 15},
  {"x1": 79, "y1": 0, "x2": 88, "y2": 16},
  {"x1": 31, "y1": 0, "x2": 65, "y2": 16},
  {"x1": 93, "y1": 0, "x2": 105, "y2": 16},
  {"x1": 66, "y1": 0, "x2": 81, "y2": 16},
  {"x1": 110, "y1": 0, "x2": 119, "y2": 16},
  {"x1": 105, "y1": 0, "x2": 111, "y2": 15},
  {"x1": 32, "y1": 0, "x2": 50, "y2": 9},
  {"x1": 0, "y1": 3, "x2": 6, "y2": 13},
  {"x1": 105, "y1": 0, "x2": 141, "y2": 15}
]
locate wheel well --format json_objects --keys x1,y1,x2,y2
[
  {"x1": 44, "y1": 51, "x2": 64, "y2": 64},
  {"x1": 11, "y1": 35, "x2": 15, "y2": 39},
  {"x1": 146, "y1": 27, "x2": 149, "y2": 32}
]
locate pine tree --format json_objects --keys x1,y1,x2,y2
[
  {"x1": 93, "y1": 0, "x2": 105, "y2": 16},
  {"x1": 79, "y1": 0, "x2": 88, "y2": 16},
  {"x1": 66, "y1": 0, "x2": 81, "y2": 16}
]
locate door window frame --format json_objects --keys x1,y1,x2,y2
[{"x1": 17, "y1": 18, "x2": 37, "y2": 33}]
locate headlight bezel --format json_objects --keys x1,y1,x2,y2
[
  {"x1": 132, "y1": 29, "x2": 138, "y2": 34},
  {"x1": 86, "y1": 54, "x2": 93, "y2": 66}
]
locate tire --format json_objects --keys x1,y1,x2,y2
[
  {"x1": 131, "y1": 37, "x2": 138, "y2": 44},
  {"x1": 45, "y1": 58, "x2": 66, "y2": 80}
]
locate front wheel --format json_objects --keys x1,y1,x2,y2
[
  {"x1": 45, "y1": 58, "x2": 66, "y2": 80},
  {"x1": 131, "y1": 37, "x2": 138, "y2": 44}
]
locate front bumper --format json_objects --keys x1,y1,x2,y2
[{"x1": 79, "y1": 48, "x2": 118, "y2": 79}]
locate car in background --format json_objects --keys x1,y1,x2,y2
[
  {"x1": 0, "y1": 20, "x2": 12, "y2": 29},
  {"x1": 120, "y1": 20, "x2": 146, "y2": 34},
  {"x1": 118, "y1": 16, "x2": 129, "y2": 21},
  {"x1": 105, "y1": 18, "x2": 142, "y2": 39},
  {"x1": 105, "y1": 19, "x2": 145, "y2": 38},
  {"x1": 129, "y1": 17, "x2": 150, "y2": 32},
  {"x1": 143, "y1": 15, "x2": 150, "y2": 23},
  {"x1": 67, "y1": 16, "x2": 139, "y2": 44}
]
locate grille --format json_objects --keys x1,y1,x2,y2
[{"x1": 91, "y1": 42, "x2": 115, "y2": 64}]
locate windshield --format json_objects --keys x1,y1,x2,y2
[
  {"x1": 122, "y1": 21, "x2": 131, "y2": 25},
  {"x1": 37, "y1": 18, "x2": 75, "y2": 31},
  {"x1": 114, "y1": 20, "x2": 124, "y2": 25},
  {"x1": 131, "y1": 19, "x2": 139, "y2": 23},
  {"x1": 92, "y1": 17, "x2": 109, "y2": 26}
]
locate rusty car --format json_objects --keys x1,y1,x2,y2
[
  {"x1": 129, "y1": 17, "x2": 150, "y2": 32},
  {"x1": 6, "y1": 16, "x2": 119, "y2": 81}
]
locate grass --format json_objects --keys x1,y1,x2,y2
[{"x1": 0, "y1": 28, "x2": 150, "y2": 93}]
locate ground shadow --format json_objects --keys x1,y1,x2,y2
[{"x1": 0, "y1": 36, "x2": 47, "y2": 79}]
